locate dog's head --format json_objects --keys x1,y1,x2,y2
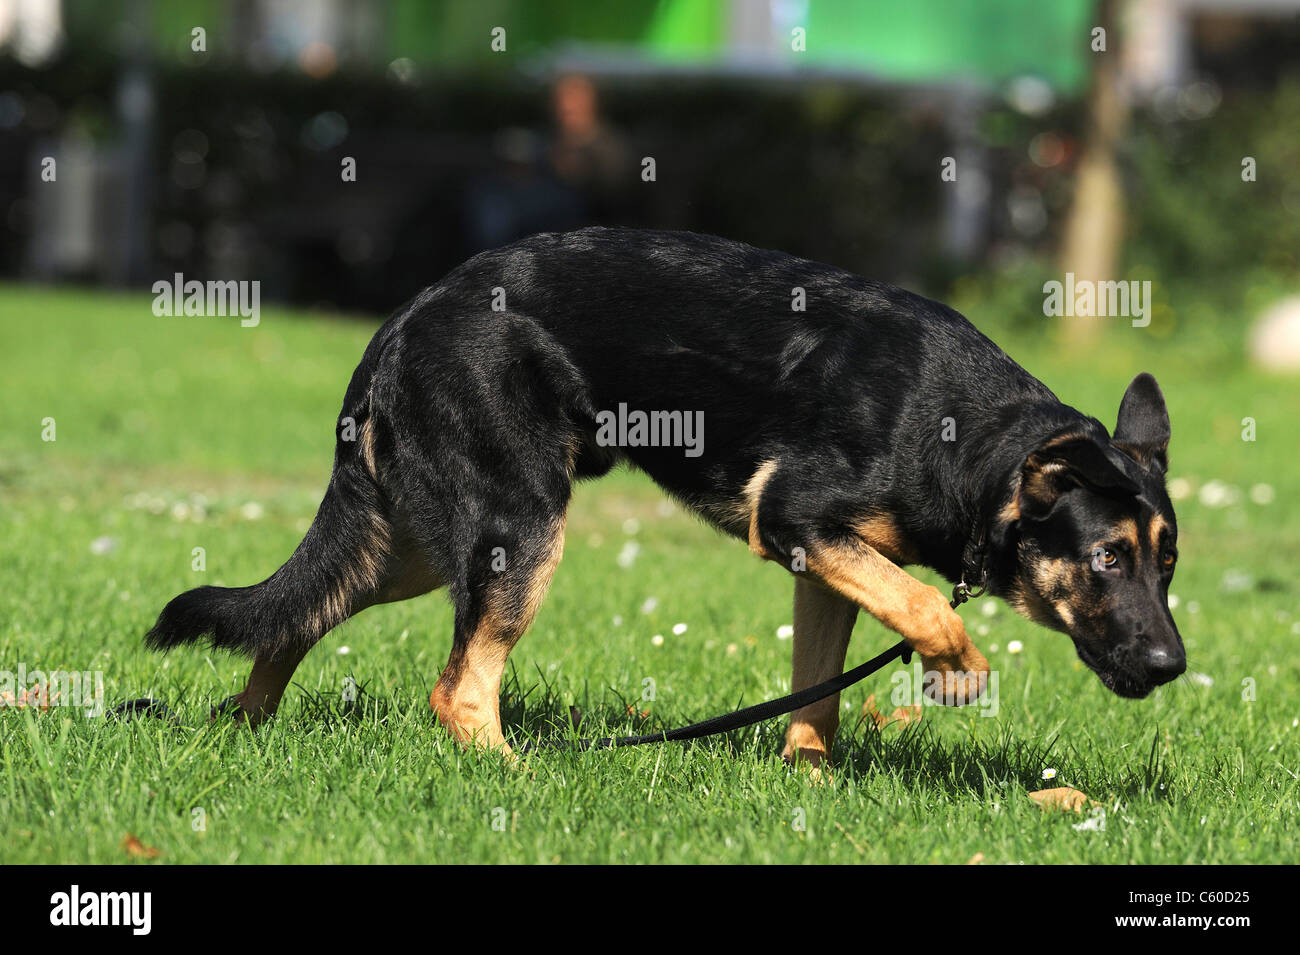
[{"x1": 998, "y1": 374, "x2": 1184, "y2": 698}]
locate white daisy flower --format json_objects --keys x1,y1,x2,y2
[
  {"x1": 1197, "y1": 481, "x2": 1235, "y2": 509},
  {"x1": 1249, "y1": 483, "x2": 1275, "y2": 505},
  {"x1": 616, "y1": 540, "x2": 640, "y2": 568}
]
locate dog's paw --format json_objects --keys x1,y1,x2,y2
[
  {"x1": 781, "y1": 747, "x2": 831, "y2": 785},
  {"x1": 920, "y1": 645, "x2": 991, "y2": 706},
  {"x1": 782, "y1": 743, "x2": 829, "y2": 770},
  {"x1": 209, "y1": 694, "x2": 245, "y2": 722},
  {"x1": 781, "y1": 718, "x2": 835, "y2": 774},
  {"x1": 209, "y1": 693, "x2": 271, "y2": 727}
]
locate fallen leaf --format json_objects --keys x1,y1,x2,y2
[
  {"x1": 1028, "y1": 787, "x2": 1099, "y2": 813},
  {"x1": 122, "y1": 834, "x2": 160, "y2": 859},
  {"x1": 863, "y1": 694, "x2": 922, "y2": 728},
  {"x1": 2, "y1": 686, "x2": 59, "y2": 710},
  {"x1": 887, "y1": 704, "x2": 922, "y2": 726}
]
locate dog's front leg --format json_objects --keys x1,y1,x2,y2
[
  {"x1": 797, "y1": 537, "x2": 990, "y2": 705},
  {"x1": 749, "y1": 496, "x2": 987, "y2": 710},
  {"x1": 781, "y1": 577, "x2": 859, "y2": 769}
]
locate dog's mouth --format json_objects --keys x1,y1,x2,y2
[{"x1": 1074, "y1": 644, "x2": 1155, "y2": 699}]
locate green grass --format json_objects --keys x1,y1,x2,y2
[{"x1": 1, "y1": 284, "x2": 1297, "y2": 864}]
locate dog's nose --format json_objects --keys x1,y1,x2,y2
[{"x1": 1146, "y1": 646, "x2": 1186, "y2": 684}]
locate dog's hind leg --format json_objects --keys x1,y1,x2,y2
[
  {"x1": 218, "y1": 648, "x2": 311, "y2": 725},
  {"x1": 365, "y1": 310, "x2": 585, "y2": 752},
  {"x1": 429, "y1": 518, "x2": 567, "y2": 753},
  {"x1": 428, "y1": 511, "x2": 567, "y2": 754},
  {"x1": 781, "y1": 578, "x2": 859, "y2": 769}
]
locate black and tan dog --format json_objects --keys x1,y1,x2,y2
[{"x1": 147, "y1": 228, "x2": 1184, "y2": 765}]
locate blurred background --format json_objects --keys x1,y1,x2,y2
[{"x1": 0, "y1": 0, "x2": 1296, "y2": 347}]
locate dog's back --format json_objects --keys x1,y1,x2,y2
[{"x1": 385, "y1": 227, "x2": 1058, "y2": 520}]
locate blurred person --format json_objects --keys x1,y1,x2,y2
[
  {"x1": 548, "y1": 73, "x2": 630, "y2": 222},
  {"x1": 463, "y1": 73, "x2": 631, "y2": 254}
]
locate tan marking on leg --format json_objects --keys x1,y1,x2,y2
[
  {"x1": 515, "y1": 516, "x2": 567, "y2": 627},
  {"x1": 803, "y1": 539, "x2": 988, "y2": 703},
  {"x1": 432, "y1": 517, "x2": 567, "y2": 756},
  {"x1": 431, "y1": 620, "x2": 514, "y2": 752},
  {"x1": 781, "y1": 577, "x2": 858, "y2": 769}
]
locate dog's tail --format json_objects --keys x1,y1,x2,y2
[
  {"x1": 146, "y1": 329, "x2": 396, "y2": 660},
  {"x1": 145, "y1": 457, "x2": 389, "y2": 660}
]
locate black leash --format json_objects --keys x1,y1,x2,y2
[
  {"x1": 109, "y1": 697, "x2": 180, "y2": 723},
  {"x1": 520, "y1": 638, "x2": 913, "y2": 753}
]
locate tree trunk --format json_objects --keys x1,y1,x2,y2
[{"x1": 1059, "y1": 0, "x2": 1129, "y2": 346}]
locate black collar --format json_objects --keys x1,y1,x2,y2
[{"x1": 950, "y1": 521, "x2": 989, "y2": 609}]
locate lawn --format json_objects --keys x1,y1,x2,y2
[{"x1": 1, "y1": 284, "x2": 1296, "y2": 864}]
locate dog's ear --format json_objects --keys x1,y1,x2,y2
[
  {"x1": 1114, "y1": 373, "x2": 1170, "y2": 473},
  {"x1": 1018, "y1": 433, "x2": 1140, "y2": 520}
]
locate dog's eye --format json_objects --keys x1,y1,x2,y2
[
  {"x1": 1090, "y1": 547, "x2": 1118, "y2": 571},
  {"x1": 1161, "y1": 551, "x2": 1177, "y2": 569}
]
